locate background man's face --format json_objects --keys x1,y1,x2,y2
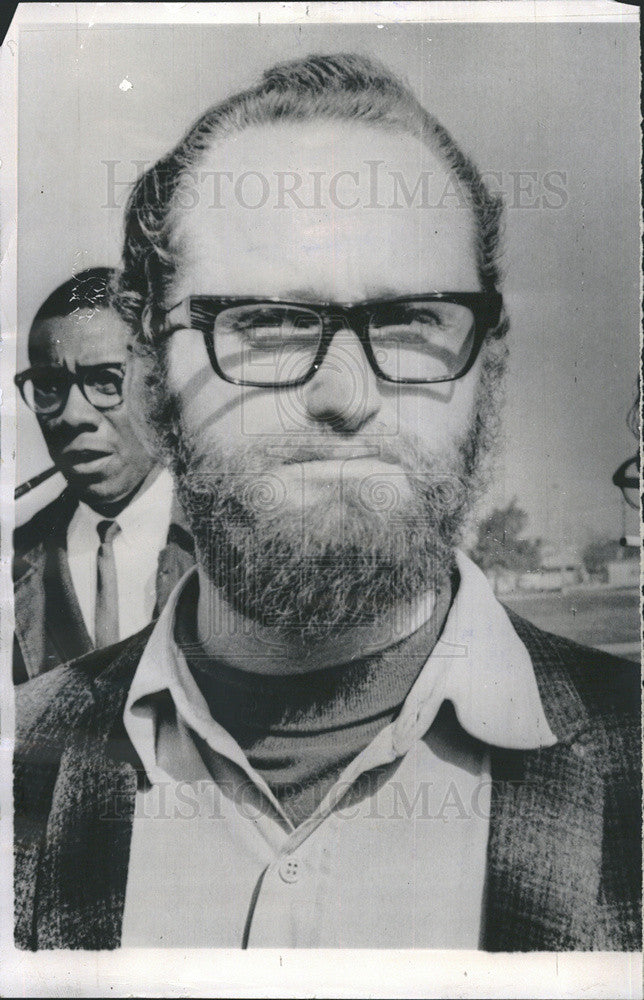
[
  {"x1": 167, "y1": 121, "x2": 482, "y2": 506},
  {"x1": 29, "y1": 307, "x2": 153, "y2": 510}
]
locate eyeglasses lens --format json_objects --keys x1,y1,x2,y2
[
  {"x1": 21, "y1": 367, "x2": 124, "y2": 415},
  {"x1": 210, "y1": 300, "x2": 476, "y2": 385},
  {"x1": 83, "y1": 369, "x2": 125, "y2": 408},
  {"x1": 24, "y1": 372, "x2": 68, "y2": 416},
  {"x1": 214, "y1": 305, "x2": 323, "y2": 385},
  {"x1": 369, "y1": 301, "x2": 475, "y2": 381}
]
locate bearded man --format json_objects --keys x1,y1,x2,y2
[{"x1": 14, "y1": 53, "x2": 640, "y2": 951}]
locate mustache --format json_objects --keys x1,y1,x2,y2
[
  {"x1": 267, "y1": 443, "x2": 381, "y2": 464},
  {"x1": 176, "y1": 432, "x2": 471, "y2": 531},
  {"x1": 184, "y1": 425, "x2": 459, "y2": 480}
]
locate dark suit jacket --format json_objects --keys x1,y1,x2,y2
[
  {"x1": 13, "y1": 489, "x2": 195, "y2": 684},
  {"x1": 13, "y1": 611, "x2": 641, "y2": 951}
]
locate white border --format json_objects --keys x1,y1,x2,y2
[
  {"x1": 0, "y1": 10, "x2": 18, "y2": 998},
  {"x1": 0, "y1": 3, "x2": 641, "y2": 998},
  {"x1": 7, "y1": 0, "x2": 641, "y2": 26},
  {"x1": 1, "y1": 948, "x2": 643, "y2": 999}
]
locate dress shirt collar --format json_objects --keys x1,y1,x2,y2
[
  {"x1": 69, "y1": 496, "x2": 107, "y2": 540},
  {"x1": 124, "y1": 551, "x2": 557, "y2": 787},
  {"x1": 72, "y1": 468, "x2": 173, "y2": 540}
]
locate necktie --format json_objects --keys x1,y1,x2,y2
[{"x1": 95, "y1": 519, "x2": 121, "y2": 647}]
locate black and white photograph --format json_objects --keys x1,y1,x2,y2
[{"x1": 0, "y1": 2, "x2": 641, "y2": 996}]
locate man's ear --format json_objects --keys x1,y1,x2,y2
[
  {"x1": 140, "y1": 303, "x2": 154, "y2": 345},
  {"x1": 123, "y1": 343, "x2": 164, "y2": 464}
]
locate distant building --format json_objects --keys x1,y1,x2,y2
[
  {"x1": 491, "y1": 569, "x2": 521, "y2": 595},
  {"x1": 606, "y1": 535, "x2": 640, "y2": 588},
  {"x1": 481, "y1": 540, "x2": 639, "y2": 594},
  {"x1": 606, "y1": 559, "x2": 639, "y2": 587},
  {"x1": 518, "y1": 545, "x2": 584, "y2": 592}
]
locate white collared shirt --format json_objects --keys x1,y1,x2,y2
[
  {"x1": 66, "y1": 469, "x2": 174, "y2": 643},
  {"x1": 121, "y1": 552, "x2": 557, "y2": 949}
]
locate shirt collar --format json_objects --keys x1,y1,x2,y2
[
  {"x1": 124, "y1": 551, "x2": 557, "y2": 785},
  {"x1": 124, "y1": 567, "x2": 229, "y2": 784},
  {"x1": 391, "y1": 551, "x2": 557, "y2": 753},
  {"x1": 72, "y1": 468, "x2": 173, "y2": 539}
]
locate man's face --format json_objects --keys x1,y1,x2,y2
[
  {"x1": 153, "y1": 121, "x2": 498, "y2": 635},
  {"x1": 29, "y1": 308, "x2": 154, "y2": 511}
]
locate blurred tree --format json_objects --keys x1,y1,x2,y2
[
  {"x1": 469, "y1": 499, "x2": 541, "y2": 586},
  {"x1": 582, "y1": 536, "x2": 635, "y2": 577}
]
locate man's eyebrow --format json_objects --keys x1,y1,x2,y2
[
  {"x1": 76, "y1": 361, "x2": 126, "y2": 369},
  {"x1": 363, "y1": 286, "x2": 404, "y2": 300},
  {"x1": 281, "y1": 287, "x2": 325, "y2": 302}
]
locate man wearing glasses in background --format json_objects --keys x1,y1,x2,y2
[
  {"x1": 14, "y1": 56, "x2": 640, "y2": 950},
  {"x1": 13, "y1": 268, "x2": 194, "y2": 683}
]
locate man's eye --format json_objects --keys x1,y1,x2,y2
[
  {"x1": 413, "y1": 310, "x2": 448, "y2": 328},
  {"x1": 371, "y1": 317, "x2": 446, "y2": 342},
  {"x1": 227, "y1": 310, "x2": 320, "y2": 348},
  {"x1": 371, "y1": 304, "x2": 469, "y2": 345},
  {"x1": 374, "y1": 306, "x2": 432, "y2": 323},
  {"x1": 33, "y1": 377, "x2": 64, "y2": 396},
  {"x1": 372, "y1": 327, "x2": 429, "y2": 347},
  {"x1": 246, "y1": 324, "x2": 285, "y2": 348},
  {"x1": 247, "y1": 326, "x2": 318, "y2": 349},
  {"x1": 86, "y1": 372, "x2": 122, "y2": 394}
]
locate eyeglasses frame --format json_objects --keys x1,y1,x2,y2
[
  {"x1": 612, "y1": 454, "x2": 640, "y2": 511},
  {"x1": 150, "y1": 292, "x2": 504, "y2": 388},
  {"x1": 14, "y1": 363, "x2": 126, "y2": 418}
]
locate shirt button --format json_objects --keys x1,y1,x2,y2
[{"x1": 279, "y1": 857, "x2": 301, "y2": 884}]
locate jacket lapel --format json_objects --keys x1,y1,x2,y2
[
  {"x1": 44, "y1": 538, "x2": 94, "y2": 662},
  {"x1": 14, "y1": 492, "x2": 93, "y2": 677},
  {"x1": 483, "y1": 741, "x2": 604, "y2": 950},
  {"x1": 483, "y1": 613, "x2": 603, "y2": 950}
]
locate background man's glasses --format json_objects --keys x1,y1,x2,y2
[
  {"x1": 153, "y1": 292, "x2": 503, "y2": 388},
  {"x1": 612, "y1": 454, "x2": 640, "y2": 511},
  {"x1": 15, "y1": 364, "x2": 126, "y2": 417}
]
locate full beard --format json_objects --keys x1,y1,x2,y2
[{"x1": 141, "y1": 345, "x2": 505, "y2": 641}]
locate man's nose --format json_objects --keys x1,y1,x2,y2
[
  {"x1": 52, "y1": 383, "x2": 101, "y2": 430},
  {"x1": 302, "y1": 326, "x2": 381, "y2": 432}
]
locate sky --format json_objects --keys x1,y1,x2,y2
[{"x1": 12, "y1": 18, "x2": 641, "y2": 547}]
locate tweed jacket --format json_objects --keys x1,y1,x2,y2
[
  {"x1": 13, "y1": 611, "x2": 641, "y2": 951},
  {"x1": 13, "y1": 489, "x2": 195, "y2": 684}
]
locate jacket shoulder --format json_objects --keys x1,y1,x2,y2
[
  {"x1": 15, "y1": 626, "x2": 153, "y2": 748},
  {"x1": 13, "y1": 628, "x2": 152, "y2": 950},
  {"x1": 13, "y1": 492, "x2": 75, "y2": 568},
  {"x1": 505, "y1": 608, "x2": 640, "y2": 762}
]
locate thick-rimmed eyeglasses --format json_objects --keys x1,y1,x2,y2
[
  {"x1": 151, "y1": 292, "x2": 503, "y2": 388},
  {"x1": 15, "y1": 364, "x2": 126, "y2": 418},
  {"x1": 612, "y1": 455, "x2": 640, "y2": 511}
]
